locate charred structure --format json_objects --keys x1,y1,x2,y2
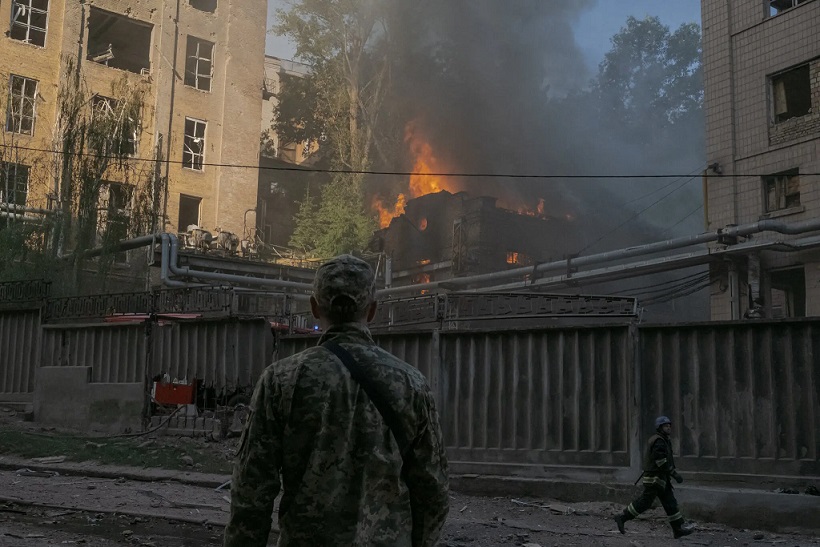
[{"x1": 373, "y1": 190, "x2": 582, "y2": 287}]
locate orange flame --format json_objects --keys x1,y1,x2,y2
[{"x1": 372, "y1": 121, "x2": 457, "y2": 227}]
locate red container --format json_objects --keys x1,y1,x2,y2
[{"x1": 153, "y1": 382, "x2": 195, "y2": 405}]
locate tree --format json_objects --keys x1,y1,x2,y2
[
  {"x1": 272, "y1": 0, "x2": 393, "y2": 256},
  {"x1": 595, "y1": 16, "x2": 702, "y2": 138},
  {"x1": 0, "y1": 57, "x2": 161, "y2": 293}
]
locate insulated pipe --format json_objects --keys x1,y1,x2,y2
[
  {"x1": 0, "y1": 203, "x2": 56, "y2": 216},
  {"x1": 159, "y1": 233, "x2": 188, "y2": 288},
  {"x1": 167, "y1": 233, "x2": 314, "y2": 293},
  {"x1": 379, "y1": 216, "x2": 820, "y2": 296}
]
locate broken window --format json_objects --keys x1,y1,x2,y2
[
  {"x1": 772, "y1": 64, "x2": 811, "y2": 122},
  {"x1": 189, "y1": 0, "x2": 217, "y2": 13},
  {"x1": 183, "y1": 117, "x2": 206, "y2": 170},
  {"x1": 87, "y1": 8, "x2": 152, "y2": 75},
  {"x1": 178, "y1": 194, "x2": 201, "y2": 231},
  {"x1": 10, "y1": 0, "x2": 48, "y2": 47},
  {"x1": 769, "y1": 267, "x2": 805, "y2": 318},
  {"x1": 184, "y1": 36, "x2": 214, "y2": 92},
  {"x1": 0, "y1": 162, "x2": 29, "y2": 206},
  {"x1": 770, "y1": 0, "x2": 810, "y2": 16},
  {"x1": 5, "y1": 75, "x2": 38, "y2": 135},
  {"x1": 763, "y1": 169, "x2": 800, "y2": 212},
  {"x1": 91, "y1": 95, "x2": 139, "y2": 155}
]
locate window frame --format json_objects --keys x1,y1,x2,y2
[
  {"x1": 9, "y1": 0, "x2": 49, "y2": 47},
  {"x1": 184, "y1": 36, "x2": 215, "y2": 92},
  {"x1": 763, "y1": 169, "x2": 801, "y2": 213},
  {"x1": 183, "y1": 117, "x2": 207, "y2": 171},
  {"x1": 0, "y1": 161, "x2": 29, "y2": 207},
  {"x1": 6, "y1": 74, "x2": 38, "y2": 135},
  {"x1": 178, "y1": 193, "x2": 202, "y2": 231},
  {"x1": 90, "y1": 95, "x2": 139, "y2": 155},
  {"x1": 769, "y1": 0, "x2": 810, "y2": 16},
  {"x1": 770, "y1": 64, "x2": 812, "y2": 123}
]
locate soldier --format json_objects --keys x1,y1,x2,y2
[
  {"x1": 224, "y1": 255, "x2": 450, "y2": 547},
  {"x1": 613, "y1": 416, "x2": 695, "y2": 539}
]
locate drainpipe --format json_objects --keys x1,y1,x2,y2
[
  {"x1": 167, "y1": 233, "x2": 313, "y2": 294},
  {"x1": 379, "y1": 216, "x2": 820, "y2": 297}
]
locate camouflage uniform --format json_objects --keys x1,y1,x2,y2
[{"x1": 224, "y1": 255, "x2": 450, "y2": 547}]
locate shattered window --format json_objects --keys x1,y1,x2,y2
[
  {"x1": 183, "y1": 117, "x2": 206, "y2": 171},
  {"x1": 91, "y1": 95, "x2": 139, "y2": 155},
  {"x1": 87, "y1": 7, "x2": 152, "y2": 75},
  {"x1": 772, "y1": 64, "x2": 811, "y2": 122},
  {"x1": 763, "y1": 169, "x2": 800, "y2": 212},
  {"x1": 770, "y1": 0, "x2": 809, "y2": 16},
  {"x1": 6, "y1": 74, "x2": 38, "y2": 135},
  {"x1": 189, "y1": 0, "x2": 217, "y2": 13},
  {"x1": 184, "y1": 36, "x2": 214, "y2": 92},
  {"x1": 178, "y1": 194, "x2": 201, "y2": 231},
  {"x1": 9, "y1": 0, "x2": 49, "y2": 47},
  {"x1": 0, "y1": 162, "x2": 29, "y2": 206}
]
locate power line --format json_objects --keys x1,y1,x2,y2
[
  {"x1": 664, "y1": 204, "x2": 704, "y2": 236},
  {"x1": 577, "y1": 169, "x2": 702, "y2": 255},
  {"x1": 3, "y1": 144, "x2": 820, "y2": 180}
]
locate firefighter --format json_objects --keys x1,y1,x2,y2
[{"x1": 613, "y1": 416, "x2": 695, "y2": 539}]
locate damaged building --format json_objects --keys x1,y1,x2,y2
[
  {"x1": 1, "y1": 0, "x2": 266, "y2": 238},
  {"x1": 373, "y1": 190, "x2": 583, "y2": 287},
  {"x1": 703, "y1": 0, "x2": 820, "y2": 319}
]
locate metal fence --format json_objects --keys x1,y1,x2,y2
[
  {"x1": 0, "y1": 310, "x2": 41, "y2": 397},
  {"x1": 640, "y1": 321, "x2": 820, "y2": 477},
  {"x1": 1, "y1": 282, "x2": 818, "y2": 482}
]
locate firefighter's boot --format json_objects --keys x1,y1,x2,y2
[
  {"x1": 613, "y1": 511, "x2": 632, "y2": 534},
  {"x1": 671, "y1": 519, "x2": 694, "y2": 539}
]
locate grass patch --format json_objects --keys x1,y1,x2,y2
[{"x1": 0, "y1": 430, "x2": 232, "y2": 475}]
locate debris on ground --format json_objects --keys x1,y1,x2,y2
[{"x1": 31, "y1": 455, "x2": 67, "y2": 464}]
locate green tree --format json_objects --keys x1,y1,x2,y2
[
  {"x1": 272, "y1": 0, "x2": 391, "y2": 256},
  {"x1": 595, "y1": 16, "x2": 702, "y2": 136}
]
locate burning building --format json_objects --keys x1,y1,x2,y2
[{"x1": 373, "y1": 190, "x2": 582, "y2": 288}]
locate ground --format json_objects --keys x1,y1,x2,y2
[{"x1": 1, "y1": 411, "x2": 818, "y2": 546}]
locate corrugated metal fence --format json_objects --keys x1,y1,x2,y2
[
  {"x1": 0, "y1": 310, "x2": 41, "y2": 398},
  {"x1": 640, "y1": 321, "x2": 820, "y2": 477},
  {"x1": 1, "y1": 301, "x2": 818, "y2": 481}
]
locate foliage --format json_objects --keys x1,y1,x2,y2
[
  {"x1": 0, "y1": 56, "x2": 162, "y2": 292},
  {"x1": 595, "y1": 16, "x2": 703, "y2": 133},
  {"x1": 273, "y1": 0, "x2": 393, "y2": 256},
  {"x1": 289, "y1": 176, "x2": 376, "y2": 256}
]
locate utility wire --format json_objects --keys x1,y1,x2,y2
[
  {"x1": 3, "y1": 144, "x2": 820, "y2": 180},
  {"x1": 664, "y1": 204, "x2": 704, "y2": 236},
  {"x1": 577, "y1": 168, "x2": 703, "y2": 255},
  {"x1": 607, "y1": 269, "x2": 710, "y2": 296}
]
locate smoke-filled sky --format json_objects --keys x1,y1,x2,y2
[
  {"x1": 266, "y1": 1, "x2": 701, "y2": 71},
  {"x1": 265, "y1": 1, "x2": 705, "y2": 251}
]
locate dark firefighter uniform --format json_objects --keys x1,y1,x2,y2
[{"x1": 614, "y1": 416, "x2": 693, "y2": 539}]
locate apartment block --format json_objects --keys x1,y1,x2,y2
[
  {"x1": 1, "y1": 0, "x2": 266, "y2": 239},
  {"x1": 702, "y1": 0, "x2": 820, "y2": 319}
]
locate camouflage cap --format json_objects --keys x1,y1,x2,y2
[{"x1": 313, "y1": 254, "x2": 376, "y2": 310}]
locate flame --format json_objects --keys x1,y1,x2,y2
[
  {"x1": 373, "y1": 193, "x2": 406, "y2": 229},
  {"x1": 372, "y1": 120, "x2": 457, "y2": 227}
]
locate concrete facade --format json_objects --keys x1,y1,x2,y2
[
  {"x1": 702, "y1": 0, "x2": 820, "y2": 319},
  {"x1": 1, "y1": 0, "x2": 266, "y2": 236},
  {"x1": 33, "y1": 366, "x2": 144, "y2": 433}
]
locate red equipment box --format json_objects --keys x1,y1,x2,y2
[{"x1": 153, "y1": 382, "x2": 195, "y2": 405}]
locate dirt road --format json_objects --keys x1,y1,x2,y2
[{"x1": 1, "y1": 468, "x2": 818, "y2": 546}]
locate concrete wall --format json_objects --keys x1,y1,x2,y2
[
  {"x1": 702, "y1": 0, "x2": 820, "y2": 320},
  {"x1": 33, "y1": 366, "x2": 144, "y2": 433}
]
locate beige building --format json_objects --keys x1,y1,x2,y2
[
  {"x1": 1, "y1": 0, "x2": 266, "y2": 238},
  {"x1": 702, "y1": 0, "x2": 820, "y2": 319}
]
